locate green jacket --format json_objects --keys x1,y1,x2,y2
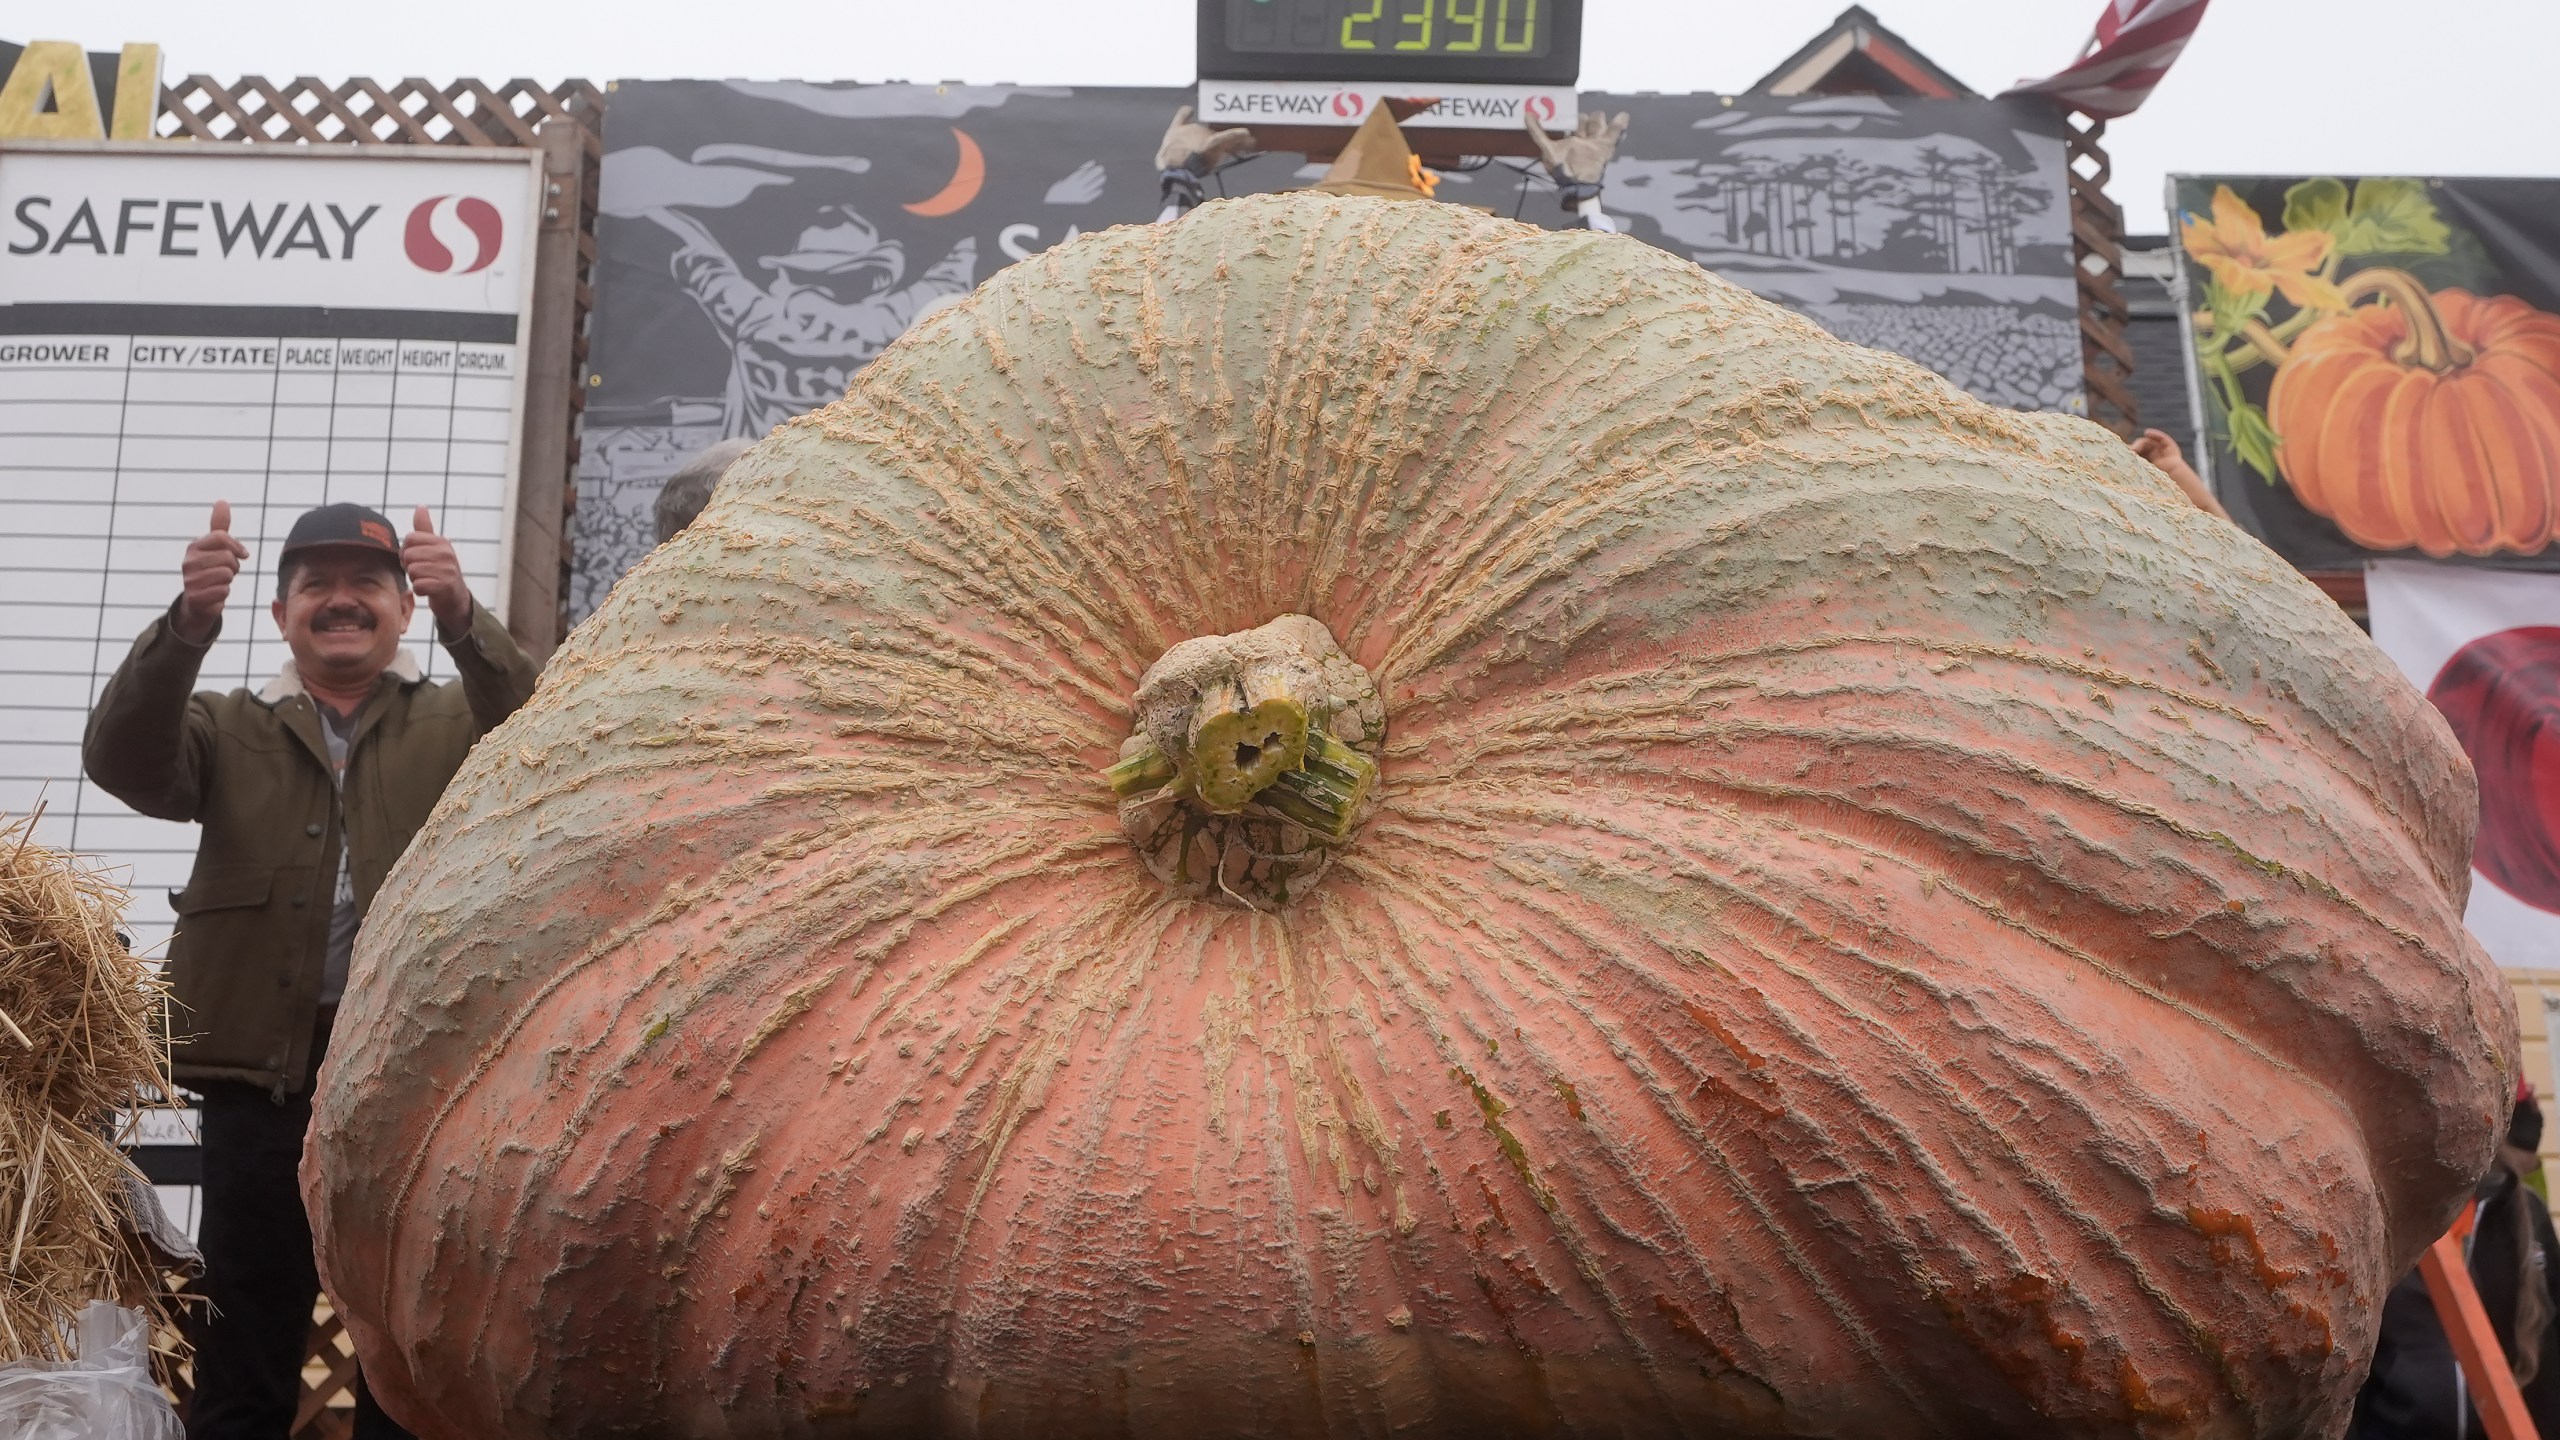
[{"x1": 83, "y1": 603, "x2": 538, "y2": 1095}]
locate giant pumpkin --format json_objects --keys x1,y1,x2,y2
[
  {"x1": 2270, "y1": 274, "x2": 2560, "y2": 557},
  {"x1": 306, "y1": 195, "x2": 2513, "y2": 1439}
]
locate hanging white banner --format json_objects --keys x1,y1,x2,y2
[{"x1": 2368, "y1": 560, "x2": 2560, "y2": 969}]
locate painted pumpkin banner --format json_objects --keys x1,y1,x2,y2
[{"x1": 2169, "y1": 175, "x2": 2560, "y2": 572}]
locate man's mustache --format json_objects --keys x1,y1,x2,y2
[{"x1": 310, "y1": 605, "x2": 378, "y2": 632}]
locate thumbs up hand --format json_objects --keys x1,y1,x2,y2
[
  {"x1": 401, "y1": 505, "x2": 475, "y2": 635},
  {"x1": 176, "y1": 500, "x2": 250, "y2": 644}
]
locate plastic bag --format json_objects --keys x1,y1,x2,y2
[{"x1": 0, "y1": 1302, "x2": 183, "y2": 1440}]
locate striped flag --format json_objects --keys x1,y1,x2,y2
[{"x1": 1997, "y1": 0, "x2": 2211, "y2": 120}]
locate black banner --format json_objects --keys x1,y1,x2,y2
[
  {"x1": 573, "y1": 83, "x2": 2079, "y2": 616},
  {"x1": 2170, "y1": 175, "x2": 2560, "y2": 572}
]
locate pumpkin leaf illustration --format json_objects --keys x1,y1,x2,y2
[
  {"x1": 2229, "y1": 400, "x2": 2282, "y2": 485},
  {"x1": 2337, "y1": 178, "x2": 2450, "y2": 257},
  {"x1": 2202, "y1": 277, "x2": 2270, "y2": 356},
  {"x1": 2281, "y1": 178, "x2": 2348, "y2": 238}
]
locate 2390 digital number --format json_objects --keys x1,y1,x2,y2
[{"x1": 1338, "y1": 0, "x2": 1540, "y2": 54}]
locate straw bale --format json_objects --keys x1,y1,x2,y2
[{"x1": 0, "y1": 808, "x2": 181, "y2": 1361}]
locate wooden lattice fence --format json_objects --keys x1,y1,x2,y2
[
  {"x1": 2063, "y1": 110, "x2": 2138, "y2": 439},
  {"x1": 156, "y1": 75, "x2": 600, "y2": 150},
  {"x1": 144, "y1": 1269, "x2": 360, "y2": 1440}
]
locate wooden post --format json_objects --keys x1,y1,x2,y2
[
  {"x1": 2419, "y1": 1206, "x2": 2543, "y2": 1440},
  {"x1": 506, "y1": 116, "x2": 591, "y2": 662},
  {"x1": 2064, "y1": 108, "x2": 2138, "y2": 438}
]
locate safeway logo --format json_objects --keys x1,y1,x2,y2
[
  {"x1": 1329, "y1": 90, "x2": 1366, "y2": 119},
  {"x1": 403, "y1": 195, "x2": 502, "y2": 274},
  {"x1": 1524, "y1": 94, "x2": 1558, "y2": 123}
]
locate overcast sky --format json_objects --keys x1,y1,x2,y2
[{"x1": 23, "y1": 0, "x2": 2560, "y2": 232}]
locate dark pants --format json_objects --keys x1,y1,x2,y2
[{"x1": 188, "y1": 1049, "x2": 413, "y2": 1439}]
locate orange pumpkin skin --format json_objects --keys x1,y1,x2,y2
[
  {"x1": 2271, "y1": 288, "x2": 2560, "y2": 557},
  {"x1": 305, "y1": 197, "x2": 2511, "y2": 1439}
]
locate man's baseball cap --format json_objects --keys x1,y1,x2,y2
[{"x1": 277, "y1": 503, "x2": 402, "y2": 571}]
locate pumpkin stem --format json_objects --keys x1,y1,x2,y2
[
  {"x1": 1104, "y1": 743, "x2": 1181, "y2": 799},
  {"x1": 1186, "y1": 670, "x2": 1312, "y2": 813},
  {"x1": 2239, "y1": 318, "x2": 2293, "y2": 370},
  {"x1": 1106, "y1": 614, "x2": 1387, "y2": 907},
  {"x1": 1259, "y1": 732, "x2": 1381, "y2": 842},
  {"x1": 2339, "y1": 267, "x2": 2475, "y2": 374}
]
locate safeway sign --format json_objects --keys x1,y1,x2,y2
[
  {"x1": 0, "y1": 143, "x2": 540, "y2": 319},
  {"x1": 1197, "y1": 80, "x2": 1576, "y2": 131}
]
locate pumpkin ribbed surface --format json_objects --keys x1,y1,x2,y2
[
  {"x1": 2271, "y1": 287, "x2": 2560, "y2": 557},
  {"x1": 305, "y1": 194, "x2": 2512, "y2": 1439}
]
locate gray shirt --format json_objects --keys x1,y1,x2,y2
[{"x1": 318, "y1": 700, "x2": 361, "y2": 1005}]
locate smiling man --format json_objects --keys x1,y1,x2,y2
[{"x1": 83, "y1": 499, "x2": 537, "y2": 1440}]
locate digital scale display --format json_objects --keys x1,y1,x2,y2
[
  {"x1": 1200, "y1": 0, "x2": 1579, "y2": 86},
  {"x1": 1227, "y1": 0, "x2": 1552, "y2": 60}
]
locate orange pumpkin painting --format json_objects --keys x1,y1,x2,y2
[{"x1": 2271, "y1": 279, "x2": 2560, "y2": 557}]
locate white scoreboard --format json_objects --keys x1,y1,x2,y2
[{"x1": 0, "y1": 141, "x2": 541, "y2": 960}]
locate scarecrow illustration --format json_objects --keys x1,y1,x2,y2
[{"x1": 643, "y1": 205, "x2": 977, "y2": 439}]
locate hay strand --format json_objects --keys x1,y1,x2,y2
[
  {"x1": 7, "y1": 1126, "x2": 46, "y2": 1275},
  {"x1": 0, "y1": 809, "x2": 180, "y2": 1361}
]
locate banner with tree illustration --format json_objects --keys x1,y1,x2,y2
[{"x1": 2170, "y1": 175, "x2": 2560, "y2": 572}]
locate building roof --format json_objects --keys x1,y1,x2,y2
[{"x1": 1749, "y1": 6, "x2": 1976, "y2": 99}]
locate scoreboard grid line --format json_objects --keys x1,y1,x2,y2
[{"x1": 66, "y1": 340, "x2": 135, "y2": 856}]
